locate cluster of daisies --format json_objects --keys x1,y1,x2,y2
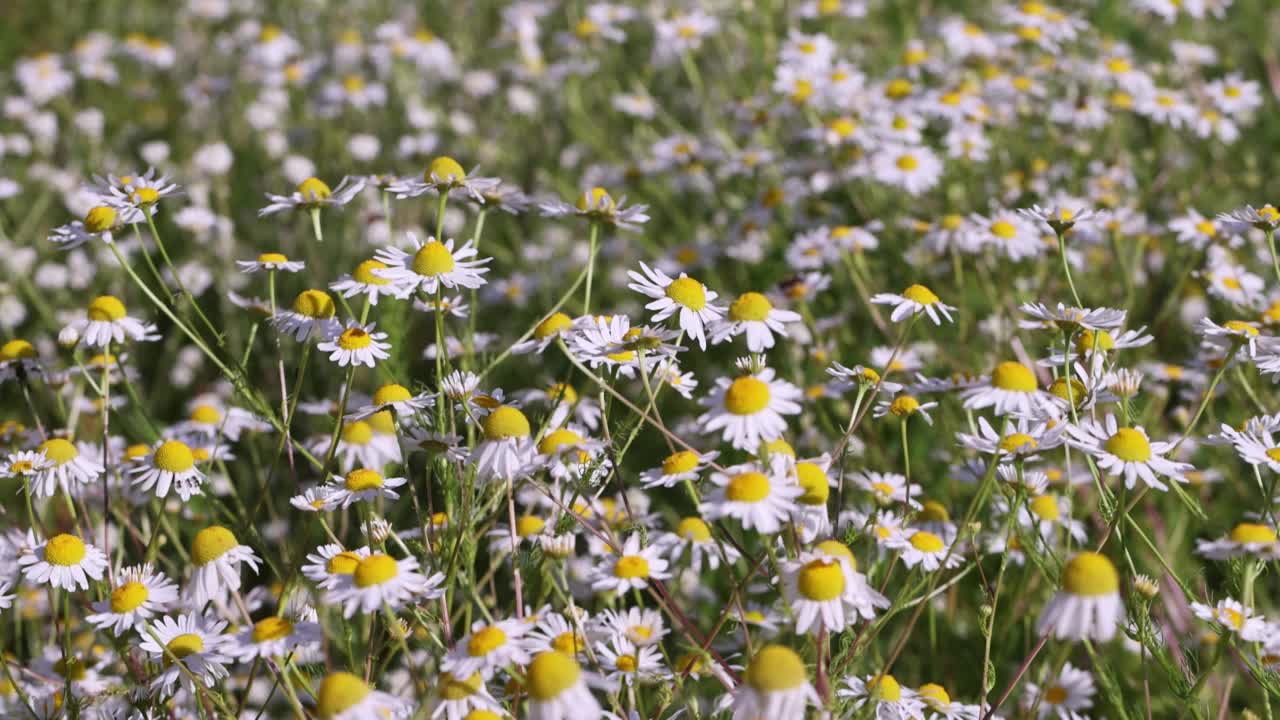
[{"x1": 4, "y1": 0, "x2": 1280, "y2": 718}]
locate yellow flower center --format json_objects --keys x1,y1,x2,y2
[
  {"x1": 316, "y1": 672, "x2": 370, "y2": 719},
  {"x1": 0, "y1": 338, "x2": 36, "y2": 361},
  {"x1": 896, "y1": 153, "x2": 919, "y2": 171},
  {"x1": 411, "y1": 241, "x2": 456, "y2": 276},
  {"x1": 526, "y1": 651, "x2": 581, "y2": 700},
  {"x1": 344, "y1": 468, "x2": 384, "y2": 491},
  {"x1": 38, "y1": 438, "x2": 79, "y2": 466},
  {"x1": 918, "y1": 683, "x2": 951, "y2": 707},
  {"x1": 552, "y1": 631, "x2": 583, "y2": 655},
  {"x1": 467, "y1": 626, "x2": 508, "y2": 657},
  {"x1": 999, "y1": 433, "x2": 1038, "y2": 453},
  {"x1": 87, "y1": 295, "x2": 127, "y2": 322},
  {"x1": 1105, "y1": 428, "x2": 1152, "y2": 462},
  {"x1": 885, "y1": 79, "x2": 913, "y2": 99},
  {"x1": 439, "y1": 672, "x2": 484, "y2": 700},
  {"x1": 662, "y1": 450, "x2": 700, "y2": 476},
  {"x1": 371, "y1": 384, "x2": 412, "y2": 406},
  {"x1": 723, "y1": 377, "x2": 770, "y2": 415},
  {"x1": 153, "y1": 440, "x2": 195, "y2": 473},
  {"x1": 1076, "y1": 330, "x2": 1115, "y2": 352},
  {"x1": 251, "y1": 617, "x2": 294, "y2": 643},
  {"x1": 131, "y1": 187, "x2": 160, "y2": 205},
  {"x1": 1049, "y1": 377, "x2": 1086, "y2": 405},
  {"x1": 676, "y1": 517, "x2": 712, "y2": 542},
  {"x1": 483, "y1": 406, "x2": 531, "y2": 440},
  {"x1": 1195, "y1": 219, "x2": 1217, "y2": 236},
  {"x1": 729, "y1": 292, "x2": 773, "y2": 322},
  {"x1": 538, "y1": 429, "x2": 585, "y2": 456},
  {"x1": 870, "y1": 674, "x2": 902, "y2": 701},
  {"x1": 166, "y1": 633, "x2": 204, "y2": 660},
  {"x1": 666, "y1": 277, "x2": 708, "y2": 310},
  {"x1": 909, "y1": 531, "x2": 945, "y2": 553},
  {"x1": 890, "y1": 396, "x2": 921, "y2": 417},
  {"x1": 901, "y1": 284, "x2": 939, "y2": 305},
  {"x1": 991, "y1": 361, "x2": 1037, "y2": 392},
  {"x1": 1030, "y1": 494, "x2": 1060, "y2": 521},
  {"x1": 613, "y1": 555, "x2": 651, "y2": 579},
  {"x1": 427, "y1": 156, "x2": 466, "y2": 183},
  {"x1": 815, "y1": 540, "x2": 856, "y2": 571},
  {"x1": 84, "y1": 206, "x2": 118, "y2": 234},
  {"x1": 45, "y1": 534, "x2": 87, "y2": 566},
  {"x1": 745, "y1": 645, "x2": 807, "y2": 692},
  {"x1": 797, "y1": 559, "x2": 845, "y2": 601},
  {"x1": 725, "y1": 472, "x2": 770, "y2": 503},
  {"x1": 576, "y1": 187, "x2": 614, "y2": 211},
  {"x1": 336, "y1": 327, "x2": 373, "y2": 350},
  {"x1": 1224, "y1": 320, "x2": 1259, "y2": 336},
  {"x1": 1230, "y1": 523, "x2": 1277, "y2": 544},
  {"x1": 796, "y1": 462, "x2": 829, "y2": 505},
  {"x1": 352, "y1": 259, "x2": 391, "y2": 285},
  {"x1": 516, "y1": 515, "x2": 545, "y2": 537},
  {"x1": 1061, "y1": 551, "x2": 1119, "y2": 595},
  {"x1": 327, "y1": 551, "x2": 362, "y2": 575},
  {"x1": 189, "y1": 404, "x2": 221, "y2": 424},
  {"x1": 258, "y1": 252, "x2": 288, "y2": 265},
  {"x1": 1044, "y1": 686, "x2": 1068, "y2": 705},
  {"x1": 354, "y1": 554, "x2": 399, "y2": 587},
  {"x1": 292, "y1": 290, "x2": 336, "y2": 319},
  {"x1": 919, "y1": 500, "x2": 949, "y2": 522},
  {"x1": 342, "y1": 421, "x2": 374, "y2": 445},
  {"x1": 297, "y1": 177, "x2": 333, "y2": 201},
  {"x1": 191, "y1": 526, "x2": 238, "y2": 565},
  {"x1": 534, "y1": 312, "x2": 573, "y2": 339}
]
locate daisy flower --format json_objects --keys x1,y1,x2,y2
[
  {"x1": 956, "y1": 416, "x2": 1065, "y2": 461},
  {"x1": 851, "y1": 471, "x2": 923, "y2": 510},
  {"x1": 1066, "y1": 415, "x2": 1191, "y2": 491},
  {"x1": 258, "y1": 175, "x2": 365, "y2": 217},
  {"x1": 230, "y1": 613, "x2": 324, "y2": 662},
  {"x1": 302, "y1": 544, "x2": 373, "y2": 589},
  {"x1": 697, "y1": 369, "x2": 802, "y2": 451},
  {"x1": 273, "y1": 289, "x2": 343, "y2": 341},
  {"x1": 67, "y1": 295, "x2": 159, "y2": 348},
  {"x1": 658, "y1": 516, "x2": 739, "y2": 573},
  {"x1": 374, "y1": 233, "x2": 491, "y2": 296},
  {"x1": 591, "y1": 533, "x2": 671, "y2": 595},
  {"x1": 782, "y1": 550, "x2": 861, "y2": 634},
  {"x1": 0, "y1": 449, "x2": 53, "y2": 488},
  {"x1": 592, "y1": 607, "x2": 669, "y2": 648},
  {"x1": 915, "y1": 682, "x2": 980, "y2": 720},
  {"x1": 323, "y1": 468, "x2": 407, "y2": 508},
  {"x1": 700, "y1": 463, "x2": 802, "y2": 534},
  {"x1": 1022, "y1": 662, "x2": 1095, "y2": 720},
  {"x1": 1037, "y1": 552, "x2": 1124, "y2": 642},
  {"x1": 1191, "y1": 598, "x2": 1270, "y2": 641},
  {"x1": 387, "y1": 156, "x2": 500, "y2": 203},
  {"x1": 314, "y1": 671, "x2": 408, "y2": 720},
  {"x1": 236, "y1": 251, "x2": 305, "y2": 273},
  {"x1": 29, "y1": 437, "x2": 103, "y2": 497},
  {"x1": 328, "y1": 418, "x2": 403, "y2": 473},
  {"x1": 872, "y1": 144, "x2": 943, "y2": 195},
  {"x1": 1196, "y1": 522, "x2": 1280, "y2": 560},
  {"x1": 186, "y1": 525, "x2": 261, "y2": 607},
  {"x1": 130, "y1": 439, "x2": 206, "y2": 500},
  {"x1": 325, "y1": 552, "x2": 443, "y2": 618},
  {"x1": 443, "y1": 618, "x2": 533, "y2": 679},
  {"x1": 539, "y1": 186, "x2": 650, "y2": 232},
  {"x1": 827, "y1": 362, "x2": 904, "y2": 395},
  {"x1": 1198, "y1": 317, "x2": 1262, "y2": 358},
  {"x1": 627, "y1": 261, "x2": 725, "y2": 350},
  {"x1": 838, "y1": 673, "x2": 927, "y2": 720},
  {"x1": 1019, "y1": 205, "x2": 1101, "y2": 234},
  {"x1": 138, "y1": 613, "x2": 232, "y2": 696},
  {"x1": 961, "y1": 361, "x2": 1055, "y2": 417},
  {"x1": 49, "y1": 204, "x2": 143, "y2": 249},
  {"x1": 330, "y1": 259, "x2": 412, "y2": 305},
  {"x1": 19, "y1": 531, "x2": 109, "y2": 591},
  {"x1": 710, "y1": 291, "x2": 802, "y2": 352},
  {"x1": 597, "y1": 637, "x2": 665, "y2": 686},
  {"x1": 511, "y1": 311, "x2": 576, "y2": 355},
  {"x1": 86, "y1": 567, "x2": 171, "y2": 635},
  {"x1": 731, "y1": 645, "x2": 819, "y2": 720},
  {"x1": 873, "y1": 394, "x2": 939, "y2": 425},
  {"x1": 317, "y1": 323, "x2": 393, "y2": 368},
  {"x1": 428, "y1": 671, "x2": 504, "y2": 720},
  {"x1": 640, "y1": 448, "x2": 719, "y2": 489},
  {"x1": 472, "y1": 405, "x2": 538, "y2": 482},
  {"x1": 346, "y1": 382, "x2": 435, "y2": 422},
  {"x1": 1018, "y1": 302, "x2": 1126, "y2": 332},
  {"x1": 523, "y1": 651, "x2": 604, "y2": 720},
  {"x1": 872, "y1": 283, "x2": 957, "y2": 325},
  {"x1": 889, "y1": 527, "x2": 962, "y2": 571}
]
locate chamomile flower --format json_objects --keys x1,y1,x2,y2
[
  {"x1": 593, "y1": 607, "x2": 669, "y2": 648},
  {"x1": 19, "y1": 531, "x2": 108, "y2": 591},
  {"x1": 1066, "y1": 415, "x2": 1192, "y2": 491},
  {"x1": 0, "y1": 449, "x2": 53, "y2": 487},
  {"x1": 323, "y1": 468, "x2": 407, "y2": 508},
  {"x1": 313, "y1": 671, "x2": 408, "y2": 720},
  {"x1": 472, "y1": 405, "x2": 538, "y2": 482},
  {"x1": 852, "y1": 471, "x2": 923, "y2": 510},
  {"x1": 84, "y1": 564, "x2": 177, "y2": 635},
  {"x1": 1022, "y1": 663, "x2": 1095, "y2": 720},
  {"x1": 28, "y1": 437, "x2": 103, "y2": 497},
  {"x1": 230, "y1": 614, "x2": 324, "y2": 662},
  {"x1": 591, "y1": 533, "x2": 671, "y2": 594},
  {"x1": 838, "y1": 673, "x2": 927, "y2": 720},
  {"x1": 48, "y1": 204, "x2": 143, "y2": 249},
  {"x1": 139, "y1": 613, "x2": 231, "y2": 696},
  {"x1": 961, "y1": 361, "x2": 1055, "y2": 416},
  {"x1": 889, "y1": 527, "x2": 962, "y2": 572},
  {"x1": 915, "y1": 683, "x2": 979, "y2": 720},
  {"x1": 374, "y1": 233, "x2": 492, "y2": 295},
  {"x1": 639, "y1": 448, "x2": 719, "y2": 489},
  {"x1": 956, "y1": 416, "x2": 1064, "y2": 461},
  {"x1": 657, "y1": 516, "x2": 738, "y2": 573},
  {"x1": 710, "y1": 291, "x2": 802, "y2": 352},
  {"x1": 539, "y1": 186, "x2": 650, "y2": 231},
  {"x1": 872, "y1": 284, "x2": 957, "y2": 325},
  {"x1": 523, "y1": 651, "x2": 604, "y2": 720},
  {"x1": 781, "y1": 550, "x2": 861, "y2": 634},
  {"x1": 258, "y1": 175, "x2": 366, "y2": 216},
  {"x1": 511, "y1": 312, "x2": 576, "y2": 355},
  {"x1": 427, "y1": 672, "x2": 504, "y2": 719},
  {"x1": 627, "y1": 262, "x2": 724, "y2": 350},
  {"x1": 443, "y1": 619, "x2": 533, "y2": 679},
  {"x1": 130, "y1": 439, "x2": 206, "y2": 500},
  {"x1": 1037, "y1": 552, "x2": 1124, "y2": 642},
  {"x1": 301, "y1": 544, "x2": 373, "y2": 589},
  {"x1": 1191, "y1": 598, "x2": 1270, "y2": 641},
  {"x1": 67, "y1": 295, "x2": 159, "y2": 348},
  {"x1": 697, "y1": 369, "x2": 803, "y2": 451},
  {"x1": 387, "y1": 156, "x2": 500, "y2": 203},
  {"x1": 346, "y1": 382, "x2": 435, "y2": 422},
  {"x1": 1196, "y1": 522, "x2": 1280, "y2": 560},
  {"x1": 186, "y1": 525, "x2": 261, "y2": 607},
  {"x1": 273, "y1": 289, "x2": 343, "y2": 341},
  {"x1": 236, "y1": 251, "x2": 305, "y2": 273},
  {"x1": 731, "y1": 645, "x2": 819, "y2": 720},
  {"x1": 317, "y1": 323, "x2": 392, "y2": 368},
  {"x1": 331, "y1": 259, "x2": 412, "y2": 305},
  {"x1": 325, "y1": 552, "x2": 443, "y2": 618},
  {"x1": 873, "y1": 394, "x2": 939, "y2": 425},
  {"x1": 700, "y1": 463, "x2": 802, "y2": 534}
]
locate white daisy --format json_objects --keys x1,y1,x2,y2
[
  {"x1": 471, "y1": 405, "x2": 539, "y2": 483},
  {"x1": 301, "y1": 544, "x2": 373, "y2": 589},
  {"x1": 627, "y1": 262, "x2": 725, "y2": 350},
  {"x1": 961, "y1": 361, "x2": 1055, "y2": 417},
  {"x1": 1037, "y1": 552, "x2": 1124, "y2": 642},
  {"x1": 317, "y1": 323, "x2": 393, "y2": 368},
  {"x1": 1195, "y1": 522, "x2": 1280, "y2": 560},
  {"x1": 229, "y1": 613, "x2": 324, "y2": 662},
  {"x1": 236, "y1": 251, "x2": 305, "y2": 273},
  {"x1": 86, "y1": 563, "x2": 179, "y2": 635},
  {"x1": 539, "y1": 186, "x2": 650, "y2": 231},
  {"x1": 258, "y1": 175, "x2": 365, "y2": 217},
  {"x1": 330, "y1": 258, "x2": 413, "y2": 305},
  {"x1": 590, "y1": 533, "x2": 671, "y2": 595},
  {"x1": 387, "y1": 156, "x2": 500, "y2": 203},
  {"x1": 1191, "y1": 598, "x2": 1270, "y2": 641},
  {"x1": 28, "y1": 437, "x2": 103, "y2": 497},
  {"x1": 272, "y1": 289, "x2": 343, "y2": 341},
  {"x1": 639, "y1": 448, "x2": 719, "y2": 489},
  {"x1": 1022, "y1": 662, "x2": 1095, "y2": 720},
  {"x1": 313, "y1": 671, "x2": 409, "y2": 720},
  {"x1": 138, "y1": 613, "x2": 232, "y2": 696},
  {"x1": 19, "y1": 531, "x2": 109, "y2": 591},
  {"x1": 186, "y1": 525, "x2": 261, "y2": 607},
  {"x1": 442, "y1": 618, "x2": 533, "y2": 679},
  {"x1": 697, "y1": 369, "x2": 803, "y2": 451},
  {"x1": 323, "y1": 468, "x2": 408, "y2": 508},
  {"x1": 710, "y1": 291, "x2": 802, "y2": 352},
  {"x1": 700, "y1": 463, "x2": 802, "y2": 534},
  {"x1": 67, "y1": 295, "x2": 159, "y2": 348},
  {"x1": 130, "y1": 439, "x2": 206, "y2": 500},
  {"x1": 888, "y1": 527, "x2": 962, "y2": 572},
  {"x1": 731, "y1": 645, "x2": 819, "y2": 720},
  {"x1": 871, "y1": 283, "x2": 957, "y2": 325},
  {"x1": 1066, "y1": 415, "x2": 1192, "y2": 491},
  {"x1": 324, "y1": 552, "x2": 443, "y2": 618},
  {"x1": 374, "y1": 233, "x2": 491, "y2": 296},
  {"x1": 523, "y1": 651, "x2": 604, "y2": 720}
]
